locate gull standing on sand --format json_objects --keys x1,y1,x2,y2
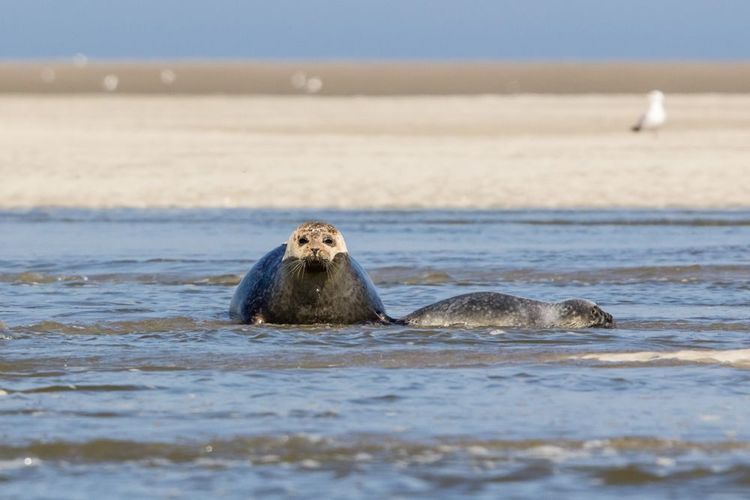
[{"x1": 632, "y1": 90, "x2": 666, "y2": 133}]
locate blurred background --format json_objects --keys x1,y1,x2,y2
[
  {"x1": 0, "y1": 0, "x2": 748, "y2": 208},
  {"x1": 2, "y1": 0, "x2": 750, "y2": 94}
]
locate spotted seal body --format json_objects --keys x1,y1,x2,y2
[
  {"x1": 229, "y1": 222, "x2": 389, "y2": 325},
  {"x1": 230, "y1": 222, "x2": 615, "y2": 328},
  {"x1": 402, "y1": 292, "x2": 614, "y2": 329}
]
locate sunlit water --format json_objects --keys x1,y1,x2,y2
[{"x1": 1, "y1": 209, "x2": 750, "y2": 499}]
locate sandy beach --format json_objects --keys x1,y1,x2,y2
[
  {"x1": 3, "y1": 61, "x2": 750, "y2": 94},
  {"x1": 1, "y1": 94, "x2": 749, "y2": 209}
]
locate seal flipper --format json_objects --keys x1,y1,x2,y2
[{"x1": 229, "y1": 244, "x2": 286, "y2": 323}]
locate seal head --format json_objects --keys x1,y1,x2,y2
[
  {"x1": 554, "y1": 299, "x2": 614, "y2": 329},
  {"x1": 282, "y1": 221, "x2": 348, "y2": 273}
]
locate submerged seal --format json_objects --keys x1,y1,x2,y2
[
  {"x1": 402, "y1": 292, "x2": 614, "y2": 329},
  {"x1": 229, "y1": 222, "x2": 390, "y2": 325},
  {"x1": 230, "y1": 221, "x2": 615, "y2": 329}
]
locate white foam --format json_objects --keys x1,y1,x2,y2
[
  {"x1": 526, "y1": 445, "x2": 583, "y2": 462},
  {"x1": 574, "y1": 348, "x2": 750, "y2": 368},
  {"x1": 655, "y1": 456, "x2": 676, "y2": 467}
]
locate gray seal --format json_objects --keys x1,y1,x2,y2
[
  {"x1": 229, "y1": 221, "x2": 390, "y2": 325},
  {"x1": 402, "y1": 292, "x2": 614, "y2": 329},
  {"x1": 230, "y1": 221, "x2": 614, "y2": 329}
]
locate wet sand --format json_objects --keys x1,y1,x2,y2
[
  {"x1": 1, "y1": 94, "x2": 749, "y2": 209},
  {"x1": 3, "y1": 61, "x2": 750, "y2": 94}
]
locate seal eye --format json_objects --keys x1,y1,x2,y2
[
  {"x1": 298, "y1": 237, "x2": 309, "y2": 246},
  {"x1": 323, "y1": 237, "x2": 335, "y2": 246}
]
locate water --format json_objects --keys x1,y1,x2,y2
[{"x1": 1, "y1": 209, "x2": 750, "y2": 499}]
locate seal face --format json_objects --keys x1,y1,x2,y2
[
  {"x1": 402, "y1": 292, "x2": 614, "y2": 329},
  {"x1": 229, "y1": 222, "x2": 389, "y2": 325},
  {"x1": 282, "y1": 221, "x2": 348, "y2": 271},
  {"x1": 555, "y1": 298, "x2": 615, "y2": 329}
]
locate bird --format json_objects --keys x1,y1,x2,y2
[{"x1": 631, "y1": 90, "x2": 666, "y2": 133}]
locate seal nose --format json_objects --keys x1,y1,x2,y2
[
  {"x1": 597, "y1": 308, "x2": 615, "y2": 328},
  {"x1": 310, "y1": 248, "x2": 320, "y2": 257}
]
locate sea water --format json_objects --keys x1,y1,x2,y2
[{"x1": 1, "y1": 209, "x2": 749, "y2": 499}]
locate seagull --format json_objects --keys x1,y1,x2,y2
[{"x1": 631, "y1": 90, "x2": 666, "y2": 133}]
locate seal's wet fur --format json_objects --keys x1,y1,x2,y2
[
  {"x1": 230, "y1": 222, "x2": 389, "y2": 325},
  {"x1": 230, "y1": 222, "x2": 615, "y2": 328},
  {"x1": 403, "y1": 293, "x2": 614, "y2": 329}
]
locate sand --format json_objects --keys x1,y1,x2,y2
[
  {"x1": 3, "y1": 61, "x2": 750, "y2": 94},
  {"x1": 1, "y1": 94, "x2": 749, "y2": 209}
]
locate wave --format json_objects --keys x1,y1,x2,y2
[
  {"x1": 7, "y1": 317, "x2": 230, "y2": 336},
  {"x1": 615, "y1": 320, "x2": 750, "y2": 332},
  {"x1": 4, "y1": 263, "x2": 750, "y2": 288},
  {"x1": 0, "y1": 271, "x2": 243, "y2": 286},
  {"x1": 0, "y1": 384, "x2": 149, "y2": 395},
  {"x1": 0, "y1": 434, "x2": 747, "y2": 465},
  {"x1": 4, "y1": 342, "x2": 750, "y2": 372},
  {"x1": 572, "y1": 348, "x2": 750, "y2": 368},
  {"x1": 3, "y1": 208, "x2": 750, "y2": 227}
]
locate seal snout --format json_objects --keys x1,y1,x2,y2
[{"x1": 593, "y1": 305, "x2": 615, "y2": 329}]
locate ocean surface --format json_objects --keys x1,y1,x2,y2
[{"x1": 1, "y1": 209, "x2": 749, "y2": 499}]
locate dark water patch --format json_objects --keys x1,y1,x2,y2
[
  {"x1": 9, "y1": 317, "x2": 230, "y2": 335},
  {"x1": 584, "y1": 464, "x2": 750, "y2": 488},
  {"x1": 618, "y1": 319, "x2": 750, "y2": 333},
  {"x1": 1, "y1": 349, "x2": 548, "y2": 373},
  {"x1": 0, "y1": 370, "x2": 71, "y2": 379},
  {"x1": 520, "y1": 219, "x2": 750, "y2": 227},
  {"x1": 0, "y1": 409, "x2": 123, "y2": 418},
  {"x1": 3, "y1": 346, "x2": 749, "y2": 374},
  {"x1": 350, "y1": 393, "x2": 403, "y2": 404},
  {"x1": 0, "y1": 384, "x2": 150, "y2": 394},
  {"x1": 4, "y1": 319, "x2": 559, "y2": 341},
  {"x1": 4, "y1": 208, "x2": 750, "y2": 227},
  {"x1": 370, "y1": 267, "x2": 455, "y2": 285},
  {"x1": 1, "y1": 434, "x2": 747, "y2": 465},
  {"x1": 0, "y1": 271, "x2": 242, "y2": 287},
  {"x1": 370, "y1": 264, "x2": 750, "y2": 287},
  {"x1": 140, "y1": 273, "x2": 241, "y2": 286}
]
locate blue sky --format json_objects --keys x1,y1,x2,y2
[{"x1": 1, "y1": 0, "x2": 748, "y2": 60}]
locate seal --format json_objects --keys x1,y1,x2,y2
[
  {"x1": 402, "y1": 292, "x2": 614, "y2": 329},
  {"x1": 229, "y1": 221, "x2": 391, "y2": 325},
  {"x1": 230, "y1": 221, "x2": 615, "y2": 329}
]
